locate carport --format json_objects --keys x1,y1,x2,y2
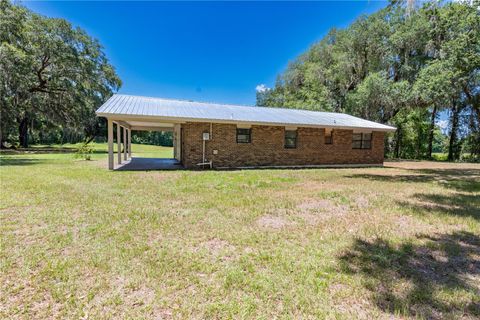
[{"x1": 105, "y1": 118, "x2": 182, "y2": 170}]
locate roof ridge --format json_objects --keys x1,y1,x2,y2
[{"x1": 113, "y1": 93, "x2": 257, "y2": 109}]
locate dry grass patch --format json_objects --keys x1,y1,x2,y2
[
  {"x1": 1, "y1": 147, "x2": 479, "y2": 319},
  {"x1": 194, "y1": 238, "x2": 237, "y2": 263},
  {"x1": 296, "y1": 198, "x2": 349, "y2": 225},
  {"x1": 255, "y1": 214, "x2": 295, "y2": 230}
]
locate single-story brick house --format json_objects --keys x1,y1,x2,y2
[{"x1": 96, "y1": 94, "x2": 396, "y2": 170}]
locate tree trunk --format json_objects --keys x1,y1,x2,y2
[
  {"x1": 85, "y1": 136, "x2": 95, "y2": 144},
  {"x1": 427, "y1": 105, "x2": 437, "y2": 159},
  {"x1": 448, "y1": 102, "x2": 459, "y2": 161},
  {"x1": 18, "y1": 116, "x2": 29, "y2": 148},
  {"x1": 394, "y1": 127, "x2": 402, "y2": 158}
]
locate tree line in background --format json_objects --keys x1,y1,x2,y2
[
  {"x1": 257, "y1": 0, "x2": 479, "y2": 161},
  {"x1": 1, "y1": 0, "x2": 478, "y2": 159},
  {"x1": 0, "y1": 0, "x2": 175, "y2": 148},
  {"x1": 131, "y1": 131, "x2": 173, "y2": 147},
  {"x1": 0, "y1": 0, "x2": 121, "y2": 148}
]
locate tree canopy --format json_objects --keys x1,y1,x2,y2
[
  {"x1": 0, "y1": 0, "x2": 121, "y2": 147},
  {"x1": 257, "y1": 0, "x2": 480, "y2": 161}
]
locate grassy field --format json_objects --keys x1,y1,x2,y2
[{"x1": 1, "y1": 144, "x2": 479, "y2": 319}]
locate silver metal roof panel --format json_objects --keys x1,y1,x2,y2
[{"x1": 96, "y1": 94, "x2": 396, "y2": 132}]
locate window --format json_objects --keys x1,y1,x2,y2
[
  {"x1": 352, "y1": 133, "x2": 372, "y2": 149},
  {"x1": 285, "y1": 130, "x2": 297, "y2": 149},
  {"x1": 236, "y1": 128, "x2": 251, "y2": 143},
  {"x1": 325, "y1": 130, "x2": 333, "y2": 144}
]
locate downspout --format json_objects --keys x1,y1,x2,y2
[{"x1": 202, "y1": 138, "x2": 206, "y2": 163}]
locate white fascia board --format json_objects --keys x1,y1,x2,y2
[{"x1": 236, "y1": 123, "x2": 252, "y2": 129}]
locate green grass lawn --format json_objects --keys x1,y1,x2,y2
[
  {"x1": 3, "y1": 142, "x2": 174, "y2": 159},
  {"x1": 1, "y1": 144, "x2": 479, "y2": 319}
]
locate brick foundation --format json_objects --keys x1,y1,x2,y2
[{"x1": 181, "y1": 122, "x2": 385, "y2": 169}]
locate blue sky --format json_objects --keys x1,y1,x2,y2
[{"x1": 24, "y1": 1, "x2": 388, "y2": 105}]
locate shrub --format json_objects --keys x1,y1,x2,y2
[{"x1": 75, "y1": 143, "x2": 94, "y2": 160}]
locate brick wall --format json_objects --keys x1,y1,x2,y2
[{"x1": 181, "y1": 122, "x2": 385, "y2": 168}]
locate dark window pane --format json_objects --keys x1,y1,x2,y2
[
  {"x1": 352, "y1": 133, "x2": 362, "y2": 141},
  {"x1": 362, "y1": 140, "x2": 371, "y2": 149},
  {"x1": 285, "y1": 139, "x2": 296, "y2": 148},
  {"x1": 285, "y1": 130, "x2": 297, "y2": 148},
  {"x1": 352, "y1": 141, "x2": 362, "y2": 149},
  {"x1": 236, "y1": 128, "x2": 251, "y2": 143},
  {"x1": 352, "y1": 132, "x2": 372, "y2": 149},
  {"x1": 285, "y1": 131, "x2": 296, "y2": 138}
]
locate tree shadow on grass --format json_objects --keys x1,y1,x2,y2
[
  {"x1": 0, "y1": 158, "x2": 48, "y2": 166},
  {"x1": 0, "y1": 146, "x2": 107, "y2": 155},
  {"x1": 347, "y1": 166, "x2": 480, "y2": 220},
  {"x1": 339, "y1": 231, "x2": 480, "y2": 319},
  {"x1": 400, "y1": 192, "x2": 480, "y2": 221},
  {"x1": 346, "y1": 168, "x2": 480, "y2": 193}
]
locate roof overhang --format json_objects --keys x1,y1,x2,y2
[{"x1": 109, "y1": 118, "x2": 177, "y2": 132}]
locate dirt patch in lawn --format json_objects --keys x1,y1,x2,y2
[
  {"x1": 297, "y1": 199, "x2": 337, "y2": 211},
  {"x1": 393, "y1": 214, "x2": 434, "y2": 237},
  {"x1": 79, "y1": 275, "x2": 174, "y2": 320},
  {"x1": 296, "y1": 199, "x2": 349, "y2": 225},
  {"x1": 293, "y1": 180, "x2": 345, "y2": 192},
  {"x1": 256, "y1": 215, "x2": 295, "y2": 230},
  {"x1": 198, "y1": 238, "x2": 235, "y2": 255},
  {"x1": 195, "y1": 238, "x2": 237, "y2": 262},
  {"x1": 354, "y1": 196, "x2": 370, "y2": 209},
  {"x1": 124, "y1": 284, "x2": 156, "y2": 308},
  {"x1": 1, "y1": 276, "x2": 63, "y2": 319}
]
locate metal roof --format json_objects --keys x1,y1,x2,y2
[{"x1": 96, "y1": 94, "x2": 396, "y2": 132}]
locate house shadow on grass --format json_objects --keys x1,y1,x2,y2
[{"x1": 339, "y1": 231, "x2": 480, "y2": 319}]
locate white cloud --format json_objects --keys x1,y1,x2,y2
[{"x1": 255, "y1": 84, "x2": 269, "y2": 93}]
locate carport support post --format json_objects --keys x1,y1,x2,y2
[
  {"x1": 117, "y1": 123, "x2": 122, "y2": 165},
  {"x1": 128, "y1": 129, "x2": 132, "y2": 159},
  {"x1": 108, "y1": 118, "x2": 114, "y2": 170},
  {"x1": 123, "y1": 126, "x2": 127, "y2": 161}
]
